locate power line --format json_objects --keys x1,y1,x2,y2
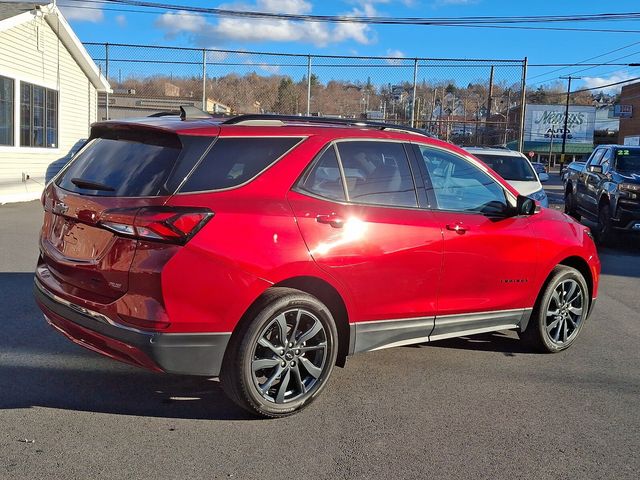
[
  {"x1": 528, "y1": 40, "x2": 640, "y2": 82},
  {"x1": 59, "y1": 1, "x2": 640, "y2": 34},
  {"x1": 56, "y1": 1, "x2": 640, "y2": 34},
  {"x1": 539, "y1": 76, "x2": 640, "y2": 96},
  {"x1": 59, "y1": 0, "x2": 640, "y2": 27},
  {"x1": 560, "y1": 50, "x2": 640, "y2": 77}
]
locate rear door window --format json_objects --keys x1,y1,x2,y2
[
  {"x1": 336, "y1": 141, "x2": 418, "y2": 208},
  {"x1": 179, "y1": 137, "x2": 303, "y2": 193},
  {"x1": 57, "y1": 130, "x2": 181, "y2": 197},
  {"x1": 298, "y1": 145, "x2": 346, "y2": 201}
]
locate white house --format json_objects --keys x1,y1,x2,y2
[{"x1": 0, "y1": 2, "x2": 110, "y2": 203}]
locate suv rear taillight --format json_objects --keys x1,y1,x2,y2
[{"x1": 100, "y1": 207, "x2": 213, "y2": 245}]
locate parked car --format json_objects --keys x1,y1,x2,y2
[
  {"x1": 531, "y1": 161, "x2": 550, "y2": 180},
  {"x1": 35, "y1": 112, "x2": 600, "y2": 417},
  {"x1": 564, "y1": 145, "x2": 640, "y2": 244},
  {"x1": 465, "y1": 147, "x2": 549, "y2": 207}
]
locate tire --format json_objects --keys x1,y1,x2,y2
[
  {"x1": 564, "y1": 188, "x2": 580, "y2": 220},
  {"x1": 220, "y1": 287, "x2": 338, "y2": 418},
  {"x1": 520, "y1": 266, "x2": 589, "y2": 353},
  {"x1": 595, "y1": 204, "x2": 614, "y2": 246}
]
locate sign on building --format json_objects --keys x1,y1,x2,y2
[
  {"x1": 613, "y1": 105, "x2": 633, "y2": 118},
  {"x1": 524, "y1": 104, "x2": 596, "y2": 144}
]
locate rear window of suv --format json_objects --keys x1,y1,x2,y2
[
  {"x1": 179, "y1": 137, "x2": 303, "y2": 193},
  {"x1": 57, "y1": 129, "x2": 181, "y2": 197},
  {"x1": 473, "y1": 153, "x2": 537, "y2": 182}
]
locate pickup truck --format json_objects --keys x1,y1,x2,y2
[{"x1": 564, "y1": 145, "x2": 640, "y2": 244}]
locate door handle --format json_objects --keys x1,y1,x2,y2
[
  {"x1": 446, "y1": 223, "x2": 467, "y2": 234},
  {"x1": 316, "y1": 214, "x2": 345, "y2": 228}
]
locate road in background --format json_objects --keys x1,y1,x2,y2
[{"x1": 1, "y1": 200, "x2": 638, "y2": 480}]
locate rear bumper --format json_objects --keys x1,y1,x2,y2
[{"x1": 34, "y1": 278, "x2": 231, "y2": 376}]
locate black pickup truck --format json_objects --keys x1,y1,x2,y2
[{"x1": 564, "y1": 145, "x2": 640, "y2": 243}]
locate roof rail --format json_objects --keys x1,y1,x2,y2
[
  {"x1": 222, "y1": 114, "x2": 433, "y2": 137},
  {"x1": 147, "y1": 111, "x2": 179, "y2": 118}
]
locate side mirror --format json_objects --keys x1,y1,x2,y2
[
  {"x1": 516, "y1": 195, "x2": 536, "y2": 216},
  {"x1": 539, "y1": 172, "x2": 550, "y2": 183},
  {"x1": 588, "y1": 164, "x2": 603, "y2": 174}
]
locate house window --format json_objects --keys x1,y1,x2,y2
[
  {"x1": 20, "y1": 81, "x2": 58, "y2": 148},
  {"x1": 0, "y1": 76, "x2": 13, "y2": 146}
]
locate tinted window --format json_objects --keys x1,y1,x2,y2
[
  {"x1": 418, "y1": 146, "x2": 508, "y2": 215},
  {"x1": 299, "y1": 146, "x2": 346, "y2": 201},
  {"x1": 531, "y1": 163, "x2": 546, "y2": 174},
  {"x1": 600, "y1": 149, "x2": 613, "y2": 173},
  {"x1": 615, "y1": 149, "x2": 640, "y2": 173},
  {"x1": 180, "y1": 137, "x2": 302, "y2": 192},
  {"x1": 57, "y1": 132, "x2": 181, "y2": 197},
  {"x1": 473, "y1": 153, "x2": 537, "y2": 181},
  {"x1": 588, "y1": 149, "x2": 605, "y2": 166},
  {"x1": 336, "y1": 141, "x2": 417, "y2": 208}
]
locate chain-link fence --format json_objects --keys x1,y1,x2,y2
[{"x1": 85, "y1": 42, "x2": 527, "y2": 148}]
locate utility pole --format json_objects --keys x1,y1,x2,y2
[
  {"x1": 486, "y1": 65, "x2": 494, "y2": 146},
  {"x1": 306, "y1": 55, "x2": 311, "y2": 116},
  {"x1": 548, "y1": 126, "x2": 555, "y2": 166},
  {"x1": 559, "y1": 76, "x2": 581, "y2": 173},
  {"x1": 486, "y1": 65, "x2": 494, "y2": 119}
]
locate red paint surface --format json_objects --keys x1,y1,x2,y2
[{"x1": 36, "y1": 118, "x2": 601, "y2": 369}]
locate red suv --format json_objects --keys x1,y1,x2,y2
[{"x1": 35, "y1": 112, "x2": 600, "y2": 417}]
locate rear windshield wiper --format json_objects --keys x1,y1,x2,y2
[{"x1": 70, "y1": 178, "x2": 115, "y2": 192}]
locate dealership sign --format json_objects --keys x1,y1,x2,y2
[{"x1": 524, "y1": 104, "x2": 596, "y2": 144}]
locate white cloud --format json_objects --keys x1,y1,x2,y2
[
  {"x1": 206, "y1": 50, "x2": 229, "y2": 63},
  {"x1": 386, "y1": 48, "x2": 405, "y2": 57},
  {"x1": 333, "y1": 2, "x2": 377, "y2": 45},
  {"x1": 115, "y1": 15, "x2": 126, "y2": 27},
  {"x1": 258, "y1": 63, "x2": 281, "y2": 74},
  {"x1": 385, "y1": 48, "x2": 405, "y2": 65},
  {"x1": 582, "y1": 72, "x2": 636, "y2": 94},
  {"x1": 155, "y1": 11, "x2": 208, "y2": 39},
  {"x1": 59, "y1": 2, "x2": 104, "y2": 23},
  {"x1": 155, "y1": 0, "x2": 376, "y2": 47}
]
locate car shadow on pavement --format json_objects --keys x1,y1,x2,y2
[
  {"x1": 0, "y1": 272, "x2": 255, "y2": 421},
  {"x1": 0, "y1": 364, "x2": 257, "y2": 421},
  {"x1": 423, "y1": 331, "x2": 535, "y2": 356}
]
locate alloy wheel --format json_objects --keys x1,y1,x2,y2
[
  {"x1": 544, "y1": 279, "x2": 585, "y2": 346},
  {"x1": 251, "y1": 308, "x2": 328, "y2": 404}
]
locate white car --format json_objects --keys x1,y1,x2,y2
[{"x1": 465, "y1": 147, "x2": 549, "y2": 208}]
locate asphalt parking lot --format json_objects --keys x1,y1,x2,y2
[{"x1": 1, "y1": 181, "x2": 639, "y2": 480}]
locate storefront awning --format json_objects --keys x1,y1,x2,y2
[{"x1": 507, "y1": 141, "x2": 594, "y2": 155}]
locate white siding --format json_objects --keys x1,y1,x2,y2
[{"x1": 0, "y1": 15, "x2": 97, "y2": 200}]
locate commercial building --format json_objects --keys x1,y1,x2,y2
[
  {"x1": 0, "y1": 2, "x2": 110, "y2": 202},
  {"x1": 618, "y1": 82, "x2": 639, "y2": 145}
]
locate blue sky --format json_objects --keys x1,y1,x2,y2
[{"x1": 57, "y1": 0, "x2": 640, "y2": 91}]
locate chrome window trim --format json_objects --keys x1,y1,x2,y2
[{"x1": 294, "y1": 138, "x2": 421, "y2": 210}]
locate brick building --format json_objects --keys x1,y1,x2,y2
[{"x1": 618, "y1": 82, "x2": 640, "y2": 145}]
